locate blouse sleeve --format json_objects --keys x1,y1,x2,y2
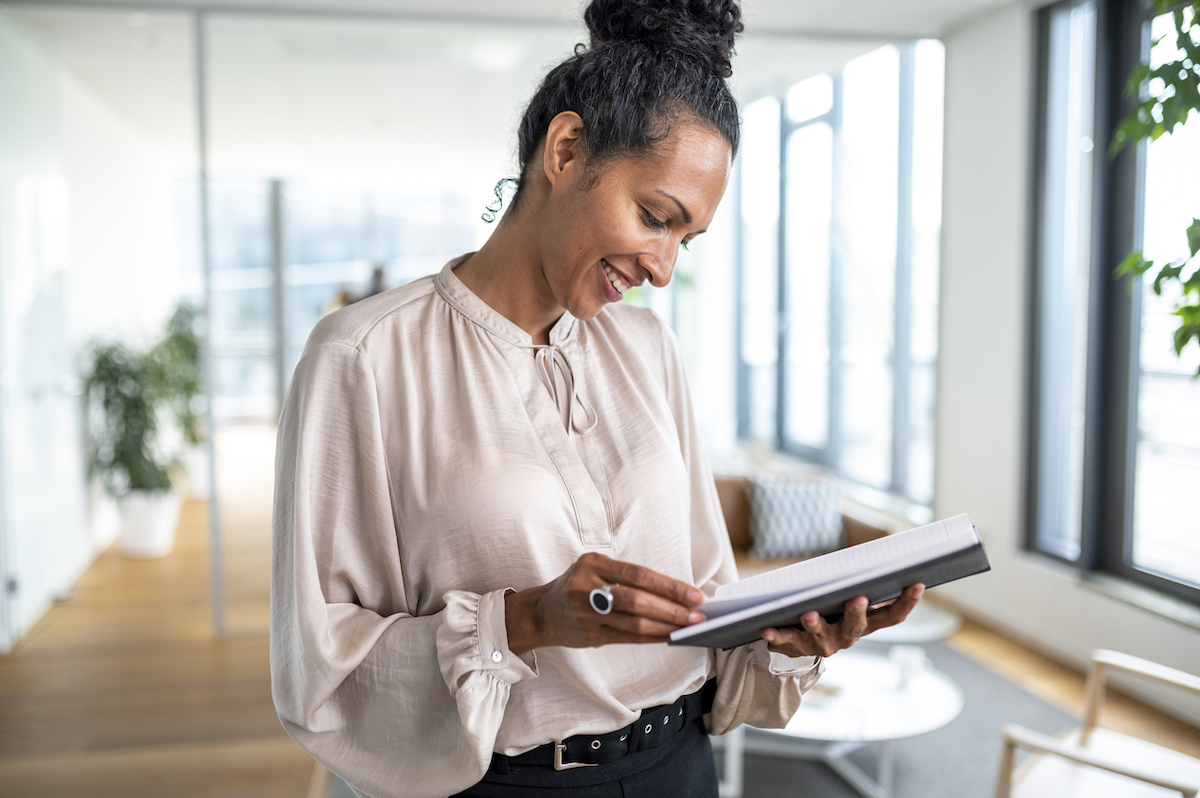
[
  {"x1": 653, "y1": 318, "x2": 824, "y2": 735},
  {"x1": 270, "y1": 341, "x2": 537, "y2": 798}
]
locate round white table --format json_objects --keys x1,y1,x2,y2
[
  {"x1": 717, "y1": 648, "x2": 964, "y2": 798},
  {"x1": 861, "y1": 601, "x2": 962, "y2": 643}
]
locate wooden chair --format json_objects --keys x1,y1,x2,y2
[{"x1": 994, "y1": 649, "x2": 1200, "y2": 798}]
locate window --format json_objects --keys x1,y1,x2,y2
[
  {"x1": 1030, "y1": 0, "x2": 1200, "y2": 604},
  {"x1": 736, "y1": 41, "x2": 945, "y2": 506},
  {"x1": 176, "y1": 178, "x2": 475, "y2": 421}
]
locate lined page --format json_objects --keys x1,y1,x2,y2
[{"x1": 715, "y1": 514, "x2": 976, "y2": 600}]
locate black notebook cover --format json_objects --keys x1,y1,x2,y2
[{"x1": 669, "y1": 540, "x2": 990, "y2": 651}]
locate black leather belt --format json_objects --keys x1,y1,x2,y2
[{"x1": 489, "y1": 679, "x2": 717, "y2": 773}]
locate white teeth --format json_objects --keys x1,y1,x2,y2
[{"x1": 602, "y1": 262, "x2": 630, "y2": 295}]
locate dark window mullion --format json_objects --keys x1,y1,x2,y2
[
  {"x1": 1087, "y1": 0, "x2": 1144, "y2": 575},
  {"x1": 1024, "y1": 5, "x2": 1054, "y2": 558},
  {"x1": 1098, "y1": 0, "x2": 1200, "y2": 605}
]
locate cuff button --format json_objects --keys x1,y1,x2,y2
[{"x1": 491, "y1": 650, "x2": 503, "y2": 663}]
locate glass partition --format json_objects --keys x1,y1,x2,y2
[{"x1": 199, "y1": 13, "x2": 581, "y2": 631}]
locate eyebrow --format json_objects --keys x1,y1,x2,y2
[{"x1": 654, "y1": 189, "x2": 693, "y2": 225}]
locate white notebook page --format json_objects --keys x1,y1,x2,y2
[{"x1": 714, "y1": 513, "x2": 976, "y2": 601}]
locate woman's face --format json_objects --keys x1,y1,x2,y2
[{"x1": 537, "y1": 119, "x2": 732, "y2": 321}]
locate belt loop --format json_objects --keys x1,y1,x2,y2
[
  {"x1": 490, "y1": 752, "x2": 510, "y2": 775},
  {"x1": 684, "y1": 679, "x2": 717, "y2": 725}
]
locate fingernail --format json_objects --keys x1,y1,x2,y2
[
  {"x1": 689, "y1": 589, "x2": 705, "y2": 605},
  {"x1": 915, "y1": 584, "x2": 925, "y2": 597},
  {"x1": 762, "y1": 629, "x2": 776, "y2": 643},
  {"x1": 804, "y1": 614, "x2": 817, "y2": 627},
  {"x1": 856, "y1": 597, "x2": 868, "y2": 609},
  {"x1": 688, "y1": 611, "x2": 705, "y2": 624}
]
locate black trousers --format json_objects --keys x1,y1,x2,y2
[{"x1": 449, "y1": 715, "x2": 719, "y2": 798}]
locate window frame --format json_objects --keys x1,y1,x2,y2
[
  {"x1": 775, "y1": 73, "x2": 843, "y2": 467},
  {"x1": 735, "y1": 41, "x2": 934, "y2": 506},
  {"x1": 1027, "y1": 0, "x2": 1200, "y2": 607}
]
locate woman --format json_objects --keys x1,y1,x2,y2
[{"x1": 270, "y1": 1, "x2": 924, "y2": 796}]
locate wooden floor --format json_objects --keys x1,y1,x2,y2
[
  {"x1": 0, "y1": 499, "x2": 314, "y2": 798},
  {"x1": 0, "y1": 426, "x2": 1195, "y2": 796},
  {"x1": 947, "y1": 616, "x2": 1200, "y2": 758}
]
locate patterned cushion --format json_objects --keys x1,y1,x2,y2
[{"x1": 747, "y1": 474, "x2": 843, "y2": 558}]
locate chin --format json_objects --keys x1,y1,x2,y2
[{"x1": 568, "y1": 299, "x2": 607, "y2": 321}]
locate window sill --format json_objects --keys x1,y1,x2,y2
[{"x1": 1079, "y1": 572, "x2": 1200, "y2": 632}]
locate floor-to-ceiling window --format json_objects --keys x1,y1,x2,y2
[
  {"x1": 736, "y1": 39, "x2": 945, "y2": 509},
  {"x1": 1030, "y1": 0, "x2": 1200, "y2": 606}
]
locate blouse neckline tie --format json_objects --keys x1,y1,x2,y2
[{"x1": 534, "y1": 344, "x2": 598, "y2": 436}]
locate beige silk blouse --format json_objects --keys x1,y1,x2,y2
[{"x1": 270, "y1": 256, "x2": 824, "y2": 798}]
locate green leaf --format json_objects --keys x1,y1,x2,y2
[
  {"x1": 1116, "y1": 250, "x2": 1153, "y2": 279},
  {"x1": 1184, "y1": 266, "x2": 1200, "y2": 296},
  {"x1": 1171, "y1": 311, "x2": 1200, "y2": 358},
  {"x1": 1125, "y1": 62, "x2": 1151, "y2": 98},
  {"x1": 1188, "y1": 218, "x2": 1200, "y2": 258},
  {"x1": 1153, "y1": 261, "x2": 1186, "y2": 296}
]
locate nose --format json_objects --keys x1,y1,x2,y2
[{"x1": 640, "y1": 240, "x2": 678, "y2": 289}]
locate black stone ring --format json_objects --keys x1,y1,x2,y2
[{"x1": 589, "y1": 584, "x2": 616, "y2": 615}]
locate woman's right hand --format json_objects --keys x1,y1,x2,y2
[{"x1": 503, "y1": 552, "x2": 707, "y2": 655}]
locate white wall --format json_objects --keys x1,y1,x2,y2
[
  {"x1": 935, "y1": 1, "x2": 1200, "y2": 725},
  {"x1": 0, "y1": 8, "x2": 181, "y2": 648}
]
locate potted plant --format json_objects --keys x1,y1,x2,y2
[
  {"x1": 150, "y1": 303, "x2": 208, "y2": 499},
  {"x1": 84, "y1": 341, "x2": 182, "y2": 558}
]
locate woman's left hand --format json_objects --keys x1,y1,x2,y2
[{"x1": 760, "y1": 583, "x2": 925, "y2": 658}]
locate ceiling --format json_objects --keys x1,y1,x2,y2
[
  {"x1": 6, "y1": 0, "x2": 1017, "y2": 39},
  {"x1": 0, "y1": 0, "x2": 1002, "y2": 181}
]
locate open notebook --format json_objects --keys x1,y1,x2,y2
[{"x1": 669, "y1": 513, "x2": 990, "y2": 650}]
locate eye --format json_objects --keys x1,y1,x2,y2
[{"x1": 641, "y1": 208, "x2": 667, "y2": 231}]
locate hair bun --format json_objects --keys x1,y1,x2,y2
[{"x1": 584, "y1": 0, "x2": 743, "y2": 79}]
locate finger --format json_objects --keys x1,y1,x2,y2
[
  {"x1": 600, "y1": 610, "x2": 683, "y2": 640},
  {"x1": 596, "y1": 556, "x2": 706, "y2": 607},
  {"x1": 796, "y1": 611, "x2": 842, "y2": 657},
  {"x1": 610, "y1": 585, "x2": 706, "y2": 627},
  {"x1": 840, "y1": 596, "x2": 870, "y2": 645},
  {"x1": 800, "y1": 610, "x2": 827, "y2": 636},
  {"x1": 865, "y1": 584, "x2": 925, "y2": 633},
  {"x1": 761, "y1": 626, "x2": 821, "y2": 658},
  {"x1": 585, "y1": 628, "x2": 673, "y2": 647}
]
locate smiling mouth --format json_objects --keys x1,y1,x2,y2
[{"x1": 602, "y1": 260, "x2": 634, "y2": 296}]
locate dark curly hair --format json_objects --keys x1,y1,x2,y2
[{"x1": 488, "y1": 0, "x2": 743, "y2": 220}]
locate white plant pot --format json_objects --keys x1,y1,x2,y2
[
  {"x1": 182, "y1": 443, "x2": 211, "y2": 500},
  {"x1": 118, "y1": 489, "x2": 182, "y2": 558}
]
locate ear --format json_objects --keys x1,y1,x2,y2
[{"x1": 541, "y1": 111, "x2": 585, "y2": 188}]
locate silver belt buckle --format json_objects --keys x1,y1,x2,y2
[{"x1": 553, "y1": 741, "x2": 599, "y2": 771}]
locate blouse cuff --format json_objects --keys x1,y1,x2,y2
[
  {"x1": 751, "y1": 638, "x2": 824, "y2": 679},
  {"x1": 437, "y1": 588, "x2": 539, "y2": 697}
]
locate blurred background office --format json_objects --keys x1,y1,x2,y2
[{"x1": 0, "y1": 0, "x2": 1196, "y2": 796}]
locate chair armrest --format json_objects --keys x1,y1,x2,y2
[
  {"x1": 1082, "y1": 650, "x2": 1200, "y2": 740},
  {"x1": 1092, "y1": 650, "x2": 1200, "y2": 696},
  {"x1": 1001, "y1": 724, "x2": 1199, "y2": 798}
]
